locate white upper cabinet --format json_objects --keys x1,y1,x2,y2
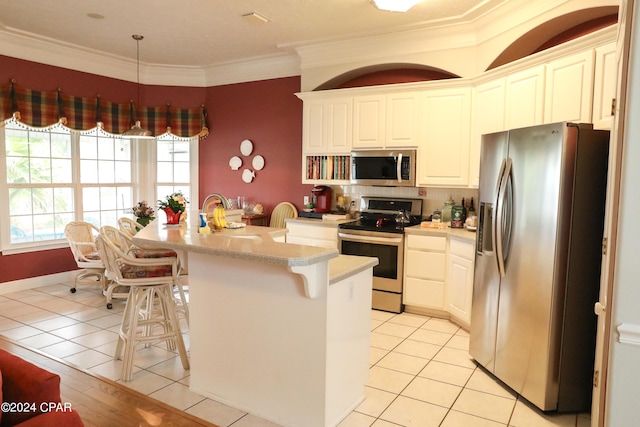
[
  {"x1": 592, "y1": 42, "x2": 617, "y2": 130},
  {"x1": 469, "y1": 78, "x2": 506, "y2": 188},
  {"x1": 353, "y1": 94, "x2": 386, "y2": 148},
  {"x1": 544, "y1": 50, "x2": 595, "y2": 124},
  {"x1": 302, "y1": 96, "x2": 352, "y2": 154},
  {"x1": 505, "y1": 65, "x2": 545, "y2": 129},
  {"x1": 417, "y1": 87, "x2": 472, "y2": 187},
  {"x1": 385, "y1": 91, "x2": 421, "y2": 147}
]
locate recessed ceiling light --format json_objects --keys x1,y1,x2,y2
[
  {"x1": 242, "y1": 12, "x2": 270, "y2": 24},
  {"x1": 372, "y1": 0, "x2": 422, "y2": 12},
  {"x1": 87, "y1": 13, "x2": 105, "y2": 19}
]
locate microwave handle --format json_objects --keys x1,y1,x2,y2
[{"x1": 397, "y1": 153, "x2": 403, "y2": 183}]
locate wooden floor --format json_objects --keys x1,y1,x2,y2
[{"x1": 0, "y1": 337, "x2": 219, "y2": 427}]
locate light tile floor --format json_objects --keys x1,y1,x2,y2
[{"x1": 0, "y1": 282, "x2": 591, "y2": 427}]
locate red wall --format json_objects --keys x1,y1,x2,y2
[{"x1": 0, "y1": 56, "x2": 311, "y2": 284}]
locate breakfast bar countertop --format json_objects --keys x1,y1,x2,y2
[{"x1": 133, "y1": 218, "x2": 339, "y2": 267}]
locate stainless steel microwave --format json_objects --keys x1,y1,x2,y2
[{"x1": 350, "y1": 149, "x2": 416, "y2": 187}]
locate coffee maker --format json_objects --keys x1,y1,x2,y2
[{"x1": 312, "y1": 186, "x2": 332, "y2": 213}]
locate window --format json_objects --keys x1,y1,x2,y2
[
  {"x1": 4, "y1": 119, "x2": 74, "y2": 245},
  {"x1": 1, "y1": 117, "x2": 198, "y2": 253},
  {"x1": 155, "y1": 133, "x2": 195, "y2": 214}
]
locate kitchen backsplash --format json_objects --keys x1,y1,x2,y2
[{"x1": 334, "y1": 185, "x2": 479, "y2": 219}]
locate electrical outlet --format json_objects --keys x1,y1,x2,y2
[{"x1": 303, "y1": 196, "x2": 310, "y2": 205}]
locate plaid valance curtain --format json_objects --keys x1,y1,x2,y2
[{"x1": 0, "y1": 81, "x2": 209, "y2": 139}]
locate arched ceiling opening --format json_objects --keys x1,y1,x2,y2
[
  {"x1": 488, "y1": 7, "x2": 618, "y2": 70},
  {"x1": 315, "y1": 64, "x2": 459, "y2": 91}
]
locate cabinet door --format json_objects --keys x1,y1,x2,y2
[
  {"x1": 404, "y1": 277, "x2": 445, "y2": 310},
  {"x1": 446, "y1": 253, "x2": 474, "y2": 325},
  {"x1": 385, "y1": 91, "x2": 421, "y2": 147},
  {"x1": 326, "y1": 97, "x2": 353, "y2": 153},
  {"x1": 505, "y1": 65, "x2": 545, "y2": 129},
  {"x1": 544, "y1": 50, "x2": 595, "y2": 124},
  {"x1": 302, "y1": 100, "x2": 326, "y2": 152},
  {"x1": 418, "y1": 87, "x2": 471, "y2": 187},
  {"x1": 353, "y1": 95, "x2": 386, "y2": 148},
  {"x1": 592, "y1": 42, "x2": 616, "y2": 130},
  {"x1": 470, "y1": 78, "x2": 506, "y2": 187},
  {"x1": 405, "y1": 250, "x2": 446, "y2": 280}
]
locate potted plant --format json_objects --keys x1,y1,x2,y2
[
  {"x1": 131, "y1": 200, "x2": 155, "y2": 227},
  {"x1": 158, "y1": 191, "x2": 188, "y2": 224}
]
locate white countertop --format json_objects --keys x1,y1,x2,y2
[
  {"x1": 286, "y1": 217, "x2": 356, "y2": 227},
  {"x1": 404, "y1": 223, "x2": 477, "y2": 243},
  {"x1": 133, "y1": 219, "x2": 339, "y2": 267}
]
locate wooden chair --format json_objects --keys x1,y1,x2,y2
[
  {"x1": 98, "y1": 225, "x2": 189, "y2": 381},
  {"x1": 269, "y1": 202, "x2": 298, "y2": 228},
  {"x1": 64, "y1": 221, "x2": 105, "y2": 294}
]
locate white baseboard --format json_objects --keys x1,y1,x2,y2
[{"x1": 0, "y1": 271, "x2": 76, "y2": 295}]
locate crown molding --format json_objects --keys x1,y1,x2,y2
[
  {"x1": 0, "y1": 27, "x2": 299, "y2": 87},
  {"x1": 203, "y1": 54, "x2": 301, "y2": 87}
]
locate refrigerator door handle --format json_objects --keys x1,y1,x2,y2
[{"x1": 495, "y1": 157, "x2": 513, "y2": 277}]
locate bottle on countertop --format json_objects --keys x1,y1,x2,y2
[
  {"x1": 442, "y1": 196, "x2": 455, "y2": 224},
  {"x1": 451, "y1": 200, "x2": 465, "y2": 229}
]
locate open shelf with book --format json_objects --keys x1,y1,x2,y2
[{"x1": 303, "y1": 155, "x2": 351, "y2": 184}]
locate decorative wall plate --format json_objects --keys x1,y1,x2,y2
[
  {"x1": 229, "y1": 156, "x2": 242, "y2": 170},
  {"x1": 252, "y1": 155, "x2": 265, "y2": 170},
  {"x1": 242, "y1": 169, "x2": 255, "y2": 183},
  {"x1": 240, "y1": 139, "x2": 253, "y2": 156}
]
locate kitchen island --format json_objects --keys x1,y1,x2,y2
[{"x1": 133, "y1": 219, "x2": 377, "y2": 427}]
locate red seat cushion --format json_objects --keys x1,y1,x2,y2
[
  {"x1": 82, "y1": 251, "x2": 100, "y2": 261},
  {"x1": 120, "y1": 264, "x2": 173, "y2": 279},
  {"x1": 131, "y1": 248, "x2": 178, "y2": 259}
]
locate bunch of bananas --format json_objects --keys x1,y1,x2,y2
[{"x1": 211, "y1": 205, "x2": 227, "y2": 229}]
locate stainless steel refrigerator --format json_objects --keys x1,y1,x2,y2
[{"x1": 470, "y1": 122, "x2": 609, "y2": 412}]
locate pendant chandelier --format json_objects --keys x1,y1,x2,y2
[{"x1": 123, "y1": 34, "x2": 154, "y2": 139}]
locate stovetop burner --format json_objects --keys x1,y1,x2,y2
[{"x1": 338, "y1": 196, "x2": 423, "y2": 234}]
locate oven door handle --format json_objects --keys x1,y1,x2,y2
[{"x1": 338, "y1": 232, "x2": 403, "y2": 245}]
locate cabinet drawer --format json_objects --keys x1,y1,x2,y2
[
  {"x1": 286, "y1": 223, "x2": 338, "y2": 241},
  {"x1": 406, "y1": 250, "x2": 446, "y2": 280},
  {"x1": 406, "y1": 234, "x2": 446, "y2": 251},
  {"x1": 449, "y1": 238, "x2": 474, "y2": 260},
  {"x1": 404, "y1": 277, "x2": 445, "y2": 310}
]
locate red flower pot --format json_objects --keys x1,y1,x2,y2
[{"x1": 164, "y1": 207, "x2": 182, "y2": 224}]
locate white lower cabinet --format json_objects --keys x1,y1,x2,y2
[
  {"x1": 446, "y1": 238, "x2": 475, "y2": 327},
  {"x1": 285, "y1": 220, "x2": 339, "y2": 248},
  {"x1": 403, "y1": 234, "x2": 447, "y2": 310},
  {"x1": 404, "y1": 233, "x2": 475, "y2": 329}
]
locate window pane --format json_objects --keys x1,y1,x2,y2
[
  {"x1": 115, "y1": 139, "x2": 130, "y2": 161},
  {"x1": 54, "y1": 187, "x2": 74, "y2": 213},
  {"x1": 52, "y1": 158, "x2": 72, "y2": 183},
  {"x1": 9, "y1": 188, "x2": 33, "y2": 215},
  {"x1": 80, "y1": 159, "x2": 98, "y2": 183},
  {"x1": 157, "y1": 140, "x2": 173, "y2": 161},
  {"x1": 172, "y1": 141, "x2": 190, "y2": 162},
  {"x1": 32, "y1": 188, "x2": 53, "y2": 214},
  {"x1": 11, "y1": 216, "x2": 33, "y2": 243},
  {"x1": 30, "y1": 157, "x2": 51, "y2": 183},
  {"x1": 174, "y1": 162, "x2": 190, "y2": 182},
  {"x1": 157, "y1": 161, "x2": 174, "y2": 182},
  {"x1": 79, "y1": 136, "x2": 97, "y2": 159},
  {"x1": 98, "y1": 160, "x2": 115, "y2": 183},
  {"x1": 6, "y1": 156, "x2": 29, "y2": 183},
  {"x1": 83, "y1": 187, "x2": 101, "y2": 211},
  {"x1": 33, "y1": 213, "x2": 56, "y2": 241},
  {"x1": 98, "y1": 138, "x2": 114, "y2": 160},
  {"x1": 29, "y1": 133, "x2": 50, "y2": 157},
  {"x1": 114, "y1": 161, "x2": 131, "y2": 183},
  {"x1": 51, "y1": 134, "x2": 71, "y2": 158}
]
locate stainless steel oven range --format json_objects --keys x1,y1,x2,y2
[{"x1": 338, "y1": 196, "x2": 423, "y2": 313}]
